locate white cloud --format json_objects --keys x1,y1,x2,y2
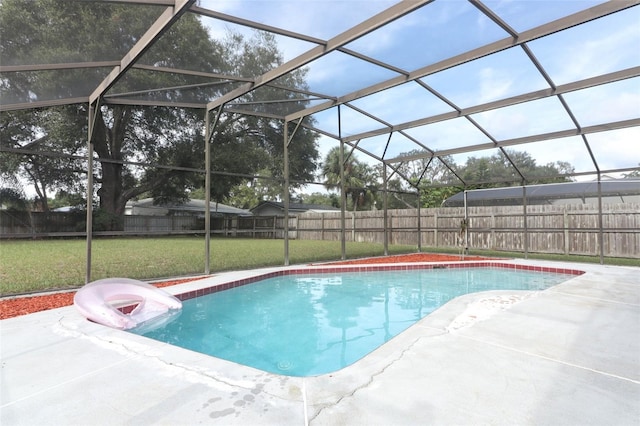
[
  {"x1": 196, "y1": 1, "x2": 639, "y2": 178},
  {"x1": 349, "y1": 81, "x2": 453, "y2": 125},
  {"x1": 200, "y1": 0, "x2": 398, "y2": 41},
  {"x1": 528, "y1": 9, "x2": 640, "y2": 85},
  {"x1": 586, "y1": 128, "x2": 640, "y2": 172},
  {"x1": 422, "y1": 47, "x2": 550, "y2": 108},
  {"x1": 470, "y1": 96, "x2": 576, "y2": 141},
  {"x1": 403, "y1": 118, "x2": 491, "y2": 151},
  {"x1": 563, "y1": 78, "x2": 640, "y2": 127},
  {"x1": 477, "y1": 67, "x2": 513, "y2": 104}
]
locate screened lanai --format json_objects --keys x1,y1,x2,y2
[{"x1": 1, "y1": 0, "x2": 639, "y2": 279}]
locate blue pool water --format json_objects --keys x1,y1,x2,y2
[{"x1": 131, "y1": 267, "x2": 575, "y2": 376}]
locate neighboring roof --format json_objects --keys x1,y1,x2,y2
[
  {"x1": 52, "y1": 206, "x2": 82, "y2": 213},
  {"x1": 126, "y1": 198, "x2": 252, "y2": 216},
  {"x1": 251, "y1": 201, "x2": 339, "y2": 214},
  {"x1": 442, "y1": 179, "x2": 640, "y2": 207}
]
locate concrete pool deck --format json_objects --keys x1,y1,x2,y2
[{"x1": 1, "y1": 259, "x2": 639, "y2": 425}]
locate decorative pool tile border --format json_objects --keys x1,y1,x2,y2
[{"x1": 174, "y1": 262, "x2": 585, "y2": 302}]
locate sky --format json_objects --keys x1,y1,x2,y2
[
  {"x1": 198, "y1": 0, "x2": 640, "y2": 183},
  {"x1": 7, "y1": 1, "x2": 638, "y2": 203}
]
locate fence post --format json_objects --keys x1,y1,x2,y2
[
  {"x1": 597, "y1": 177, "x2": 604, "y2": 264},
  {"x1": 417, "y1": 193, "x2": 422, "y2": 252},
  {"x1": 351, "y1": 212, "x2": 355, "y2": 242},
  {"x1": 388, "y1": 211, "x2": 393, "y2": 246},
  {"x1": 522, "y1": 185, "x2": 528, "y2": 259},
  {"x1": 491, "y1": 213, "x2": 495, "y2": 250},
  {"x1": 293, "y1": 216, "x2": 298, "y2": 240},
  {"x1": 463, "y1": 191, "x2": 469, "y2": 254},
  {"x1": 563, "y1": 208, "x2": 570, "y2": 255},
  {"x1": 434, "y1": 211, "x2": 438, "y2": 247}
]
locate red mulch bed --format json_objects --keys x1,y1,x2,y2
[
  {"x1": 0, "y1": 253, "x2": 495, "y2": 320},
  {"x1": 326, "y1": 253, "x2": 494, "y2": 265},
  {"x1": 0, "y1": 278, "x2": 202, "y2": 320}
]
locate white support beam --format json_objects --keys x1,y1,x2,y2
[
  {"x1": 206, "y1": 0, "x2": 434, "y2": 112},
  {"x1": 89, "y1": 0, "x2": 196, "y2": 104},
  {"x1": 342, "y1": 66, "x2": 640, "y2": 143},
  {"x1": 92, "y1": 0, "x2": 174, "y2": 4},
  {"x1": 102, "y1": 98, "x2": 206, "y2": 109},
  {"x1": 0, "y1": 97, "x2": 90, "y2": 112},
  {"x1": 0, "y1": 61, "x2": 119, "y2": 73},
  {"x1": 386, "y1": 117, "x2": 640, "y2": 164},
  {"x1": 286, "y1": 0, "x2": 639, "y2": 122}
]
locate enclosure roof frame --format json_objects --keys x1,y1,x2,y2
[{"x1": 1, "y1": 0, "x2": 639, "y2": 184}]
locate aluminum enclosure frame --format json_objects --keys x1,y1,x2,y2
[{"x1": 1, "y1": 0, "x2": 639, "y2": 278}]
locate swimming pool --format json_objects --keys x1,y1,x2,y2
[{"x1": 130, "y1": 264, "x2": 581, "y2": 377}]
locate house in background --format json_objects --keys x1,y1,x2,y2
[
  {"x1": 122, "y1": 198, "x2": 251, "y2": 234},
  {"x1": 125, "y1": 198, "x2": 251, "y2": 217},
  {"x1": 250, "y1": 201, "x2": 340, "y2": 216}
]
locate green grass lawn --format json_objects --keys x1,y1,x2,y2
[
  {"x1": 0, "y1": 237, "x2": 416, "y2": 295},
  {"x1": 1, "y1": 237, "x2": 637, "y2": 296}
]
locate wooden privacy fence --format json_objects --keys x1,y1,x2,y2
[
  {"x1": 2, "y1": 204, "x2": 638, "y2": 258},
  {"x1": 0, "y1": 210, "x2": 86, "y2": 236},
  {"x1": 0, "y1": 211, "x2": 291, "y2": 239},
  {"x1": 0, "y1": 211, "x2": 200, "y2": 237},
  {"x1": 295, "y1": 203, "x2": 640, "y2": 259}
]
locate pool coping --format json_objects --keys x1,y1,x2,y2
[
  {"x1": 167, "y1": 260, "x2": 585, "y2": 304},
  {"x1": 122, "y1": 261, "x2": 585, "y2": 376},
  {"x1": 2, "y1": 258, "x2": 639, "y2": 425}
]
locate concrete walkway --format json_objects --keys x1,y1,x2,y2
[{"x1": 1, "y1": 260, "x2": 639, "y2": 425}]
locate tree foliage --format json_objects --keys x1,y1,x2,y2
[
  {"x1": 0, "y1": 187, "x2": 29, "y2": 211},
  {"x1": 0, "y1": 1, "x2": 319, "y2": 228},
  {"x1": 223, "y1": 169, "x2": 284, "y2": 210},
  {"x1": 0, "y1": 107, "x2": 87, "y2": 211},
  {"x1": 623, "y1": 164, "x2": 640, "y2": 178},
  {"x1": 321, "y1": 146, "x2": 378, "y2": 211},
  {"x1": 298, "y1": 192, "x2": 340, "y2": 208},
  {"x1": 320, "y1": 146, "x2": 576, "y2": 210},
  {"x1": 388, "y1": 148, "x2": 574, "y2": 207},
  {"x1": 461, "y1": 150, "x2": 573, "y2": 186}
]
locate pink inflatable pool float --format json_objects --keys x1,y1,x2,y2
[{"x1": 74, "y1": 278, "x2": 182, "y2": 330}]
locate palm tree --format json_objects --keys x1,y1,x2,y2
[{"x1": 321, "y1": 147, "x2": 369, "y2": 211}]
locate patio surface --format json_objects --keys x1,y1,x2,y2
[{"x1": 1, "y1": 259, "x2": 639, "y2": 425}]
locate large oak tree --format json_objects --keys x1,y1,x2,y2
[{"x1": 1, "y1": 0, "x2": 319, "y2": 227}]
